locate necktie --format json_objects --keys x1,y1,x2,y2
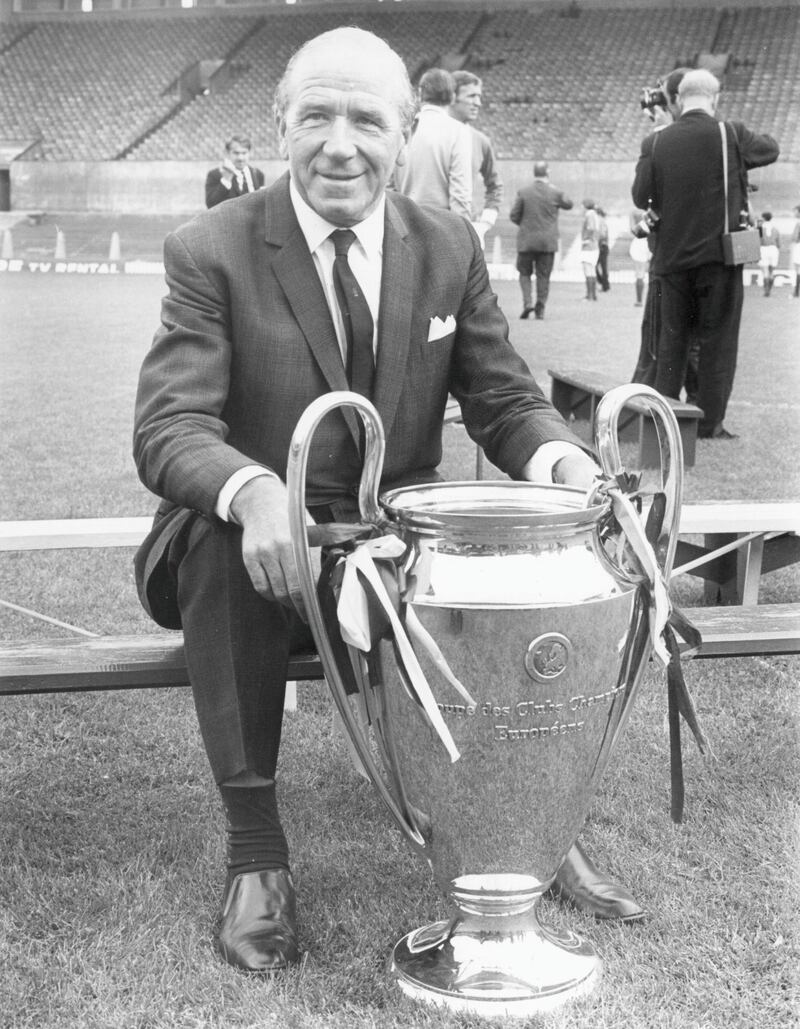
[
  {"x1": 236, "y1": 171, "x2": 245, "y2": 194},
  {"x1": 329, "y1": 229, "x2": 375, "y2": 398}
]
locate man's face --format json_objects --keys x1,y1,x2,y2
[
  {"x1": 452, "y1": 83, "x2": 482, "y2": 123},
  {"x1": 278, "y1": 41, "x2": 408, "y2": 227},
  {"x1": 227, "y1": 143, "x2": 250, "y2": 171}
]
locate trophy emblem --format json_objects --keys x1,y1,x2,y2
[{"x1": 288, "y1": 386, "x2": 682, "y2": 1018}]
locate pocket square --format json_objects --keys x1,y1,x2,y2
[{"x1": 427, "y1": 314, "x2": 456, "y2": 342}]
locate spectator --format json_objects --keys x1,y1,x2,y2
[
  {"x1": 205, "y1": 135, "x2": 265, "y2": 208},
  {"x1": 509, "y1": 160, "x2": 573, "y2": 319},
  {"x1": 595, "y1": 206, "x2": 611, "y2": 292},
  {"x1": 791, "y1": 204, "x2": 800, "y2": 299},
  {"x1": 580, "y1": 198, "x2": 601, "y2": 301},
  {"x1": 758, "y1": 212, "x2": 780, "y2": 296},
  {"x1": 133, "y1": 26, "x2": 630, "y2": 978},
  {"x1": 632, "y1": 69, "x2": 779, "y2": 439},
  {"x1": 394, "y1": 68, "x2": 472, "y2": 220},
  {"x1": 449, "y1": 70, "x2": 504, "y2": 249}
]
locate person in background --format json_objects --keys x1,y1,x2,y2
[
  {"x1": 629, "y1": 208, "x2": 650, "y2": 307},
  {"x1": 595, "y1": 206, "x2": 611, "y2": 292},
  {"x1": 509, "y1": 160, "x2": 573, "y2": 319},
  {"x1": 448, "y1": 70, "x2": 503, "y2": 249},
  {"x1": 205, "y1": 135, "x2": 265, "y2": 208},
  {"x1": 134, "y1": 26, "x2": 639, "y2": 978},
  {"x1": 758, "y1": 211, "x2": 780, "y2": 297},
  {"x1": 632, "y1": 69, "x2": 779, "y2": 439},
  {"x1": 580, "y1": 198, "x2": 601, "y2": 301},
  {"x1": 394, "y1": 67, "x2": 472, "y2": 221},
  {"x1": 791, "y1": 204, "x2": 800, "y2": 299}
]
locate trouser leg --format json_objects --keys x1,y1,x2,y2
[
  {"x1": 519, "y1": 273, "x2": 532, "y2": 308},
  {"x1": 654, "y1": 271, "x2": 693, "y2": 401},
  {"x1": 631, "y1": 275, "x2": 659, "y2": 386},
  {"x1": 534, "y1": 252, "x2": 554, "y2": 315},
  {"x1": 693, "y1": 264, "x2": 743, "y2": 434}
]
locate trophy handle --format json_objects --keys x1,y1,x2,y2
[
  {"x1": 287, "y1": 391, "x2": 426, "y2": 850},
  {"x1": 593, "y1": 384, "x2": 683, "y2": 580}
]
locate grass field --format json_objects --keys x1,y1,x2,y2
[{"x1": 1, "y1": 262, "x2": 798, "y2": 1029}]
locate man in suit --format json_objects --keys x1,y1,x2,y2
[
  {"x1": 632, "y1": 69, "x2": 778, "y2": 439},
  {"x1": 509, "y1": 161, "x2": 573, "y2": 319},
  {"x1": 205, "y1": 134, "x2": 266, "y2": 208},
  {"x1": 134, "y1": 26, "x2": 641, "y2": 977}
]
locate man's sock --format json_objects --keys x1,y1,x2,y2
[{"x1": 219, "y1": 780, "x2": 289, "y2": 884}]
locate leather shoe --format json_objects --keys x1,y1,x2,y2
[
  {"x1": 548, "y1": 841, "x2": 645, "y2": 922},
  {"x1": 699, "y1": 426, "x2": 739, "y2": 440},
  {"x1": 216, "y1": 868, "x2": 300, "y2": 972},
  {"x1": 520, "y1": 306, "x2": 534, "y2": 319}
]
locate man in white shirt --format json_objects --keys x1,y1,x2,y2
[{"x1": 134, "y1": 26, "x2": 639, "y2": 978}]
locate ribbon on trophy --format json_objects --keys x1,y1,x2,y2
[
  {"x1": 312, "y1": 526, "x2": 476, "y2": 763},
  {"x1": 592, "y1": 473, "x2": 715, "y2": 823}
]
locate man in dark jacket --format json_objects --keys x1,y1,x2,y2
[
  {"x1": 510, "y1": 161, "x2": 573, "y2": 319},
  {"x1": 632, "y1": 69, "x2": 779, "y2": 439}
]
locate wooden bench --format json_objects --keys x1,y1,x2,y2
[
  {"x1": 548, "y1": 368, "x2": 703, "y2": 468},
  {"x1": 675, "y1": 502, "x2": 800, "y2": 605},
  {"x1": 2, "y1": 514, "x2": 797, "y2": 700},
  {"x1": 1, "y1": 603, "x2": 798, "y2": 698}
]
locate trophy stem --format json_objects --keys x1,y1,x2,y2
[{"x1": 390, "y1": 875, "x2": 601, "y2": 1018}]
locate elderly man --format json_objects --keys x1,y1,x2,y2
[
  {"x1": 134, "y1": 26, "x2": 639, "y2": 977},
  {"x1": 632, "y1": 68, "x2": 778, "y2": 439}
]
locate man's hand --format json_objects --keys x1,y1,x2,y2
[
  {"x1": 551, "y1": 449, "x2": 601, "y2": 490},
  {"x1": 220, "y1": 156, "x2": 236, "y2": 185},
  {"x1": 229, "y1": 475, "x2": 319, "y2": 620}
]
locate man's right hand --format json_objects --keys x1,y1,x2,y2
[{"x1": 229, "y1": 475, "x2": 316, "y2": 620}]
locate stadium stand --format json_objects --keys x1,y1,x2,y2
[{"x1": 0, "y1": 4, "x2": 798, "y2": 163}]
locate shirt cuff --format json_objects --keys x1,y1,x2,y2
[
  {"x1": 522, "y1": 441, "x2": 585, "y2": 483},
  {"x1": 215, "y1": 466, "x2": 278, "y2": 522}
]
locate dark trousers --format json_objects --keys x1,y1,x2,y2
[
  {"x1": 517, "y1": 250, "x2": 555, "y2": 308},
  {"x1": 654, "y1": 263, "x2": 743, "y2": 434},
  {"x1": 632, "y1": 275, "x2": 699, "y2": 402},
  {"x1": 595, "y1": 244, "x2": 610, "y2": 291}
]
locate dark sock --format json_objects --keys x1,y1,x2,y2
[{"x1": 219, "y1": 781, "x2": 289, "y2": 883}]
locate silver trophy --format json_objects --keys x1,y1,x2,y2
[{"x1": 287, "y1": 386, "x2": 682, "y2": 1018}]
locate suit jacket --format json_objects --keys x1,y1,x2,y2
[
  {"x1": 205, "y1": 165, "x2": 266, "y2": 209},
  {"x1": 133, "y1": 173, "x2": 579, "y2": 622},
  {"x1": 509, "y1": 180, "x2": 573, "y2": 253},
  {"x1": 631, "y1": 111, "x2": 779, "y2": 275}
]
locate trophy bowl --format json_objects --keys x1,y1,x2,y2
[{"x1": 288, "y1": 388, "x2": 682, "y2": 1019}]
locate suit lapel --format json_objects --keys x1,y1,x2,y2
[
  {"x1": 265, "y1": 175, "x2": 357, "y2": 441},
  {"x1": 373, "y1": 197, "x2": 414, "y2": 439}
]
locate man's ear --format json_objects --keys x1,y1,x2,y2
[
  {"x1": 394, "y1": 135, "x2": 409, "y2": 169},
  {"x1": 276, "y1": 118, "x2": 289, "y2": 160}
]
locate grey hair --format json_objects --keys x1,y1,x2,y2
[
  {"x1": 678, "y1": 68, "x2": 720, "y2": 103},
  {"x1": 273, "y1": 27, "x2": 416, "y2": 133}
]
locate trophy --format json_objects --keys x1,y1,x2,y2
[{"x1": 287, "y1": 386, "x2": 682, "y2": 1018}]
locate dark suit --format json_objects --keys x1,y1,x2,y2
[
  {"x1": 632, "y1": 111, "x2": 778, "y2": 433},
  {"x1": 205, "y1": 165, "x2": 266, "y2": 209},
  {"x1": 133, "y1": 173, "x2": 580, "y2": 783},
  {"x1": 509, "y1": 179, "x2": 573, "y2": 313}
]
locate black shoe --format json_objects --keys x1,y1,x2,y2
[
  {"x1": 520, "y1": 306, "x2": 534, "y2": 319},
  {"x1": 547, "y1": 841, "x2": 645, "y2": 922},
  {"x1": 699, "y1": 426, "x2": 739, "y2": 440},
  {"x1": 216, "y1": 869, "x2": 300, "y2": 972}
]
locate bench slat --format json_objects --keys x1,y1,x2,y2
[{"x1": 1, "y1": 605, "x2": 797, "y2": 696}]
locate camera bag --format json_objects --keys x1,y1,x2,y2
[{"x1": 720, "y1": 122, "x2": 761, "y2": 265}]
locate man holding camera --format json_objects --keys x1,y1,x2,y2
[{"x1": 632, "y1": 69, "x2": 778, "y2": 440}]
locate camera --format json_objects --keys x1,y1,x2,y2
[
  {"x1": 632, "y1": 207, "x2": 660, "y2": 239},
  {"x1": 639, "y1": 85, "x2": 666, "y2": 115}
]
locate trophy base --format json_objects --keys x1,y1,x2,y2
[{"x1": 390, "y1": 903, "x2": 600, "y2": 1019}]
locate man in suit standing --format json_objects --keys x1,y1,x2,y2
[
  {"x1": 134, "y1": 26, "x2": 641, "y2": 977},
  {"x1": 509, "y1": 161, "x2": 573, "y2": 319},
  {"x1": 632, "y1": 69, "x2": 778, "y2": 439},
  {"x1": 205, "y1": 134, "x2": 266, "y2": 208}
]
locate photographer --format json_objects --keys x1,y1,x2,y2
[{"x1": 632, "y1": 69, "x2": 779, "y2": 439}]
